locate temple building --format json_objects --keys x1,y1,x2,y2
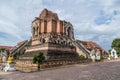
[{"x1": 12, "y1": 9, "x2": 107, "y2": 71}]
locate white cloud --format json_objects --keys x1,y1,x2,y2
[{"x1": 0, "y1": 20, "x2": 23, "y2": 40}]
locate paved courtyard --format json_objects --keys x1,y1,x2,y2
[{"x1": 1, "y1": 60, "x2": 120, "y2": 80}]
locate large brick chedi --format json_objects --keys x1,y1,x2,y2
[{"x1": 22, "y1": 8, "x2": 77, "y2": 60}]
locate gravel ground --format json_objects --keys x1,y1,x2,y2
[{"x1": 1, "y1": 60, "x2": 120, "y2": 80}]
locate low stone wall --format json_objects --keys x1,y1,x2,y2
[
  {"x1": 15, "y1": 59, "x2": 91, "y2": 72},
  {"x1": 16, "y1": 60, "x2": 37, "y2": 72}
]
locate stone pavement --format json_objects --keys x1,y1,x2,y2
[{"x1": 1, "y1": 60, "x2": 120, "y2": 80}]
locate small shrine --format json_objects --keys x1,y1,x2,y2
[{"x1": 111, "y1": 48, "x2": 118, "y2": 59}]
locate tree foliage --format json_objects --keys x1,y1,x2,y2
[
  {"x1": 0, "y1": 48, "x2": 10, "y2": 56},
  {"x1": 33, "y1": 52, "x2": 45, "y2": 71},
  {"x1": 79, "y1": 55, "x2": 86, "y2": 60},
  {"x1": 111, "y1": 38, "x2": 120, "y2": 57},
  {"x1": 0, "y1": 48, "x2": 5, "y2": 52}
]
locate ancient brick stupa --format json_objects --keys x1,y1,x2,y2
[{"x1": 20, "y1": 8, "x2": 78, "y2": 60}]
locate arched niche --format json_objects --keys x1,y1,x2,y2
[
  {"x1": 65, "y1": 23, "x2": 74, "y2": 39},
  {"x1": 32, "y1": 23, "x2": 38, "y2": 36}
]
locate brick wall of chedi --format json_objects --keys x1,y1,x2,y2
[{"x1": 31, "y1": 8, "x2": 74, "y2": 39}]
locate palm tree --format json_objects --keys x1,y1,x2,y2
[{"x1": 33, "y1": 52, "x2": 45, "y2": 71}]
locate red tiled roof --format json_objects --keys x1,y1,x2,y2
[
  {"x1": 86, "y1": 41, "x2": 107, "y2": 54},
  {"x1": 76, "y1": 40, "x2": 107, "y2": 55},
  {"x1": 86, "y1": 41, "x2": 103, "y2": 50},
  {"x1": 0, "y1": 46, "x2": 13, "y2": 51}
]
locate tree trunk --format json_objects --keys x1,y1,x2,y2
[{"x1": 38, "y1": 63, "x2": 40, "y2": 71}]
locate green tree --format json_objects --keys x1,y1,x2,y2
[
  {"x1": 33, "y1": 52, "x2": 45, "y2": 71},
  {"x1": 111, "y1": 38, "x2": 120, "y2": 57},
  {"x1": 0, "y1": 48, "x2": 5, "y2": 52},
  {"x1": 79, "y1": 55, "x2": 86, "y2": 60}
]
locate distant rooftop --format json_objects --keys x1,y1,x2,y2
[{"x1": 0, "y1": 46, "x2": 13, "y2": 51}]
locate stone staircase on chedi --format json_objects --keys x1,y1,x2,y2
[{"x1": 11, "y1": 9, "x2": 107, "y2": 71}]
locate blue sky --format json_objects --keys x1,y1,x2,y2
[{"x1": 0, "y1": 0, "x2": 120, "y2": 51}]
